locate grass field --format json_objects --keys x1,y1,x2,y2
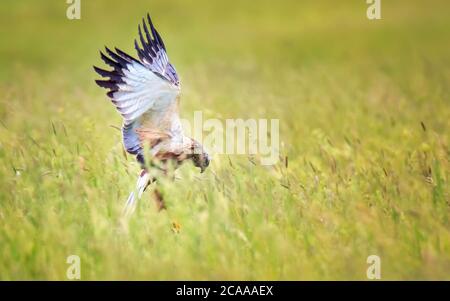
[{"x1": 0, "y1": 0, "x2": 449, "y2": 280}]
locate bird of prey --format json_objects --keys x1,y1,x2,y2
[{"x1": 94, "y1": 14, "x2": 210, "y2": 215}]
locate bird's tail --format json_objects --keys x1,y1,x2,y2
[{"x1": 122, "y1": 170, "x2": 151, "y2": 217}]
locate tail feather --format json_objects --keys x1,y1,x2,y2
[{"x1": 122, "y1": 170, "x2": 151, "y2": 217}]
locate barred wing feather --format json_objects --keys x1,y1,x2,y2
[{"x1": 94, "y1": 14, "x2": 181, "y2": 156}]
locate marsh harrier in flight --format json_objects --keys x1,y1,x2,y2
[{"x1": 94, "y1": 14, "x2": 209, "y2": 215}]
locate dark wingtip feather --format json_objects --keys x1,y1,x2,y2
[
  {"x1": 95, "y1": 79, "x2": 107, "y2": 88},
  {"x1": 100, "y1": 50, "x2": 122, "y2": 71},
  {"x1": 147, "y1": 13, "x2": 157, "y2": 32},
  {"x1": 134, "y1": 39, "x2": 152, "y2": 63},
  {"x1": 147, "y1": 14, "x2": 156, "y2": 33},
  {"x1": 93, "y1": 66, "x2": 124, "y2": 83},
  {"x1": 142, "y1": 17, "x2": 154, "y2": 45},
  {"x1": 104, "y1": 46, "x2": 115, "y2": 57},
  {"x1": 139, "y1": 22, "x2": 157, "y2": 58},
  {"x1": 95, "y1": 79, "x2": 118, "y2": 90},
  {"x1": 138, "y1": 24, "x2": 146, "y2": 49},
  {"x1": 154, "y1": 28, "x2": 166, "y2": 51},
  {"x1": 93, "y1": 65, "x2": 107, "y2": 77},
  {"x1": 115, "y1": 47, "x2": 140, "y2": 64},
  {"x1": 105, "y1": 46, "x2": 131, "y2": 69},
  {"x1": 147, "y1": 13, "x2": 166, "y2": 51}
]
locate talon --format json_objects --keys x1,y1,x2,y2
[{"x1": 153, "y1": 189, "x2": 166, "y2": 211}]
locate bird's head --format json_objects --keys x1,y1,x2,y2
[{"x1": 189, "y1": 139, "x2": 210, "y2": 173}]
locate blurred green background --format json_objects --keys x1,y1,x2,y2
[{"x1": 0, "y1": 0, "x2": 449, "y2": 279}]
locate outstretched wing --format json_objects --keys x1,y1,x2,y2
[{"x1": 94, "y1": 14, "x2": 181, "y2": 157}]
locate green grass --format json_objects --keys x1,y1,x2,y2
[{"x1": 0, "y1": 0, "x2": 449, "y2": 280}]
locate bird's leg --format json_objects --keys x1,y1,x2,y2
[
  {"x1": 152, "y1": 187, "x2": 166, "y2": 211},
  {"x1": 151, "y1": 164, "x2": 168, "y2": 211}
]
